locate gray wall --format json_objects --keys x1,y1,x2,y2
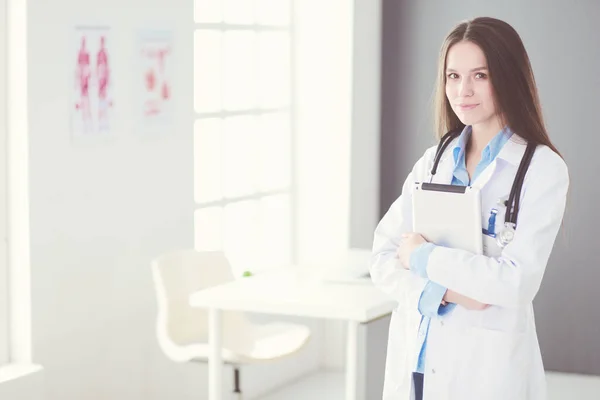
[{"x1": 380, "y1": 0, "x2": 600, "y2": 375}]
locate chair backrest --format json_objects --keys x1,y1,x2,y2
[{"x1": 151, "y1": 250, "x2": 246, "y2": 349}]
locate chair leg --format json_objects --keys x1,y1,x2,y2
[{"x1": 233, "y1": 367, "x2": 242, "y2": 400}]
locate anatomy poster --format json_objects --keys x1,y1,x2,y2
[
  {"x1": 136, "y1": 29, "x2": 174, "y2": 133},
  {"x1": 72, "y1": 26, "x2": 114, "y2": 137}
]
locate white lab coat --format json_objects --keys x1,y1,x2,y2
[{"x1": 370, "y1": 134, "x2": 569, "y2": 400}]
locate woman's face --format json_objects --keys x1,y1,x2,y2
[{"x1": 445, "y1": 40, "x2": 498, "y2": 127}]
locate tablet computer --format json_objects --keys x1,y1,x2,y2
[{"x1": 412, "y1": 182, "x2": 483, "y2": 255}]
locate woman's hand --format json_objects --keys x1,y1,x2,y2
[
  {"x1": 397, "y1": 233, "x2": 487, "y2": 310},
  {"x1": 397, "y1": 233, "x2": 427, "y2": 269},
  {"x1": 443, "y1": 289, "x2": 489, "y2": 311}
]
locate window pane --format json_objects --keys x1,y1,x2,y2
[
  {"x1": 259, "y1": 194, "x2": 292, "y2": 269},
  {"x1": 223, "y1": 0, "x2": 255, "y2": 25},
  {"x1": 194, "y1": 0, "x2": 222, "y2": 23},
  {"x1": 223, "y1": 200, "x2": 260, "y2": 277},
  {"x1": 257, "y1": 32, "x2": 290, "y2": 108},
  {"x1": 256, "y1": 0, "x2": 290, "y2": 26},
  {"x1": 257, "y1": 113, "x2": 291, "y2": 191},
  {"x1": 222, "y1": 116, "x2": 259, "y2": 198},
  {"x1": 194, "y1": 118, "x2": 222, "y2": 203},
  {"x1": 194, "y1": 206, "x2": 223, "y2": 251},
  {"x1": 194, "y1": 30, "x2": 222, "y2": 113},
  {"x1": 223, "y1": 31, "x2": 257, "y2": 111}
]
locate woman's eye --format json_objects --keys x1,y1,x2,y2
[
  {"x1": 475, "y1": 72, "x2": 488, "y2": 79},
  {"x1": 447, "y1": 73, "x2": 458, "y2": 79}
]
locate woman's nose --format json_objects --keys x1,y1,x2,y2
[{"x1": 458, "y1": 78, "x2": 474, "y2": 97}]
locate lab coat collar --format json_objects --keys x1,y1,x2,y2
[
  {"x1": 431, "y1": 133, "x2": 527, "y2": 186},
  {"x1": 496, "y1": 134, "x2": 528, "y2": 166},
  {"x1": 471, "y1": 133, "x2": 528, "y2": 189}
]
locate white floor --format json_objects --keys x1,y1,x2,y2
[{"x1": 256, "y1": 370, "x2": 600, "y2": 400}]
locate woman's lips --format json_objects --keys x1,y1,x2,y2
[{"x1": 457, "y1": 103, "x2": 479, "y2": 111}]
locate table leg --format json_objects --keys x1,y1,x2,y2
[
  {"x1": 208, "y1": 308, "x2": 223, "y2": 400},
  {"x1": 346, "y1": 320, "x2": 359, "y2": 400}
]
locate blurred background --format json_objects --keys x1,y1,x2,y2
[{"x1": 0, "y1": 0, "x2": 598, "y2": 399}]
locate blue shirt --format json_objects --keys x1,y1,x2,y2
[{"x1": 410, "y1": 125, "x2": 513, "y2": 374}]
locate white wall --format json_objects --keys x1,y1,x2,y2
[
  {"x1": 27, "y1": 0, "x2": 202, "y2": 398},
  {"x1": 315, "y1": 2, "x2": 388, "y2": 397},
  {"x1": 318, "y1": 0, "x2": 384, "y2": 374},
  {"x1": 294, "y1": 0, "x2": 353, "y2": 267}
]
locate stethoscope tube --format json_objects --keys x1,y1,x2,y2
[
  {"x1": 429, "y1": 129, "x2": 536, "y2": 246},
  {"x1": 430, "y1": 129, "x2": 463, "y2": 177},
  {"x1": 504, "y1": 142, "x2": 536, "y2": 225}
]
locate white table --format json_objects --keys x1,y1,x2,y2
[{"x1": 189, "y1": 266, "x2": 395, "y2": 400}]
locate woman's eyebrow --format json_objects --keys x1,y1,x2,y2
[{"x1": 446, "y1": 67, "x2": 488, "y2": 72}]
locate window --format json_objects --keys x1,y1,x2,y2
[{"x1": 193, "y1": 0, "x2": 295, "y2": 277}]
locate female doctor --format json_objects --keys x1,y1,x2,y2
[{"x1": 370, "y1": 17, "x2": 569, "y2": 400}]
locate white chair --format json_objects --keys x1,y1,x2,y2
[{"x1": 151, "y1": 250, "x2": 311, "y2": 399}]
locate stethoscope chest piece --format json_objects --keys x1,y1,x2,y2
[{"x1": 496, "y1": 222, "x2": 516, "y2": 248}]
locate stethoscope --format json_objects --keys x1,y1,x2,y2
[{"x1": 429, "y1": 128, "x2": 537, "y2": 248}]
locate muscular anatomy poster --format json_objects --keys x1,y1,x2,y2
[{"x1": 72, "y1": 26, "x2": 114, "y2": 137}]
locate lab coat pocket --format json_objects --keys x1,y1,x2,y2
[
  {"x1": 481, "y1": 208, "x2": 506, "y2": 258},
  {"x1": 479, "y1": 305, "x2": 527, "y2": 333},
  {"x1": 482, "y1": 233, "x2": 502, "y2": 258}
]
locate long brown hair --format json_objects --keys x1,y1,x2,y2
[{"x1": 433, "y1": 17, "x2": 561, "y2": 157}]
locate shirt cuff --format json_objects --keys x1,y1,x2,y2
[
  {"x1": 410, "y1": 242, "x2": 436, "y2": 279},
  {"x1": 418, "y1": 281, "x2": 452, "y2": 318}
]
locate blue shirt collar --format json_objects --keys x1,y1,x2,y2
[{"x1": 452, "y1": 125, "x2": 514, "y2": 166}]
